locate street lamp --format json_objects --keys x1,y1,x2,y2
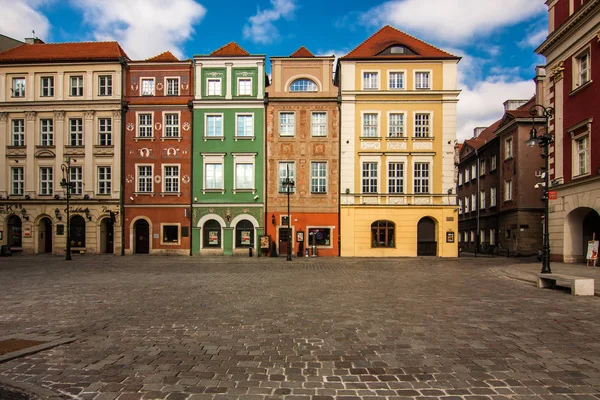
[
  {"x1": 60, "y1": 156, "x2": 74, "y2": 261},
  {"x1": 526, "y1": 104, "x2": 554, "y2": 274},
  {"x1": 282, "y1": 165, "x2": 295, "y2": 261}
]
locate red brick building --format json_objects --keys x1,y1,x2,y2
[{"x1": 123, "y1": 52, "x2": 193, "y2": 255}]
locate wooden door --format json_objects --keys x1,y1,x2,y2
[{"x1": 135, "y1": 220, "x2": 150, "y2": 254}]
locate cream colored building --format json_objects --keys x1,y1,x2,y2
[
  {"x1": 336, "y1": 26, "x2": 460, "y2": 257},
  {"x1": 0, "y1": 41, "x2": 127, "y2": 255}
]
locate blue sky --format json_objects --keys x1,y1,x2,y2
[{"x1": 1, "y1": 0, "x2": 548, "y2": 141}]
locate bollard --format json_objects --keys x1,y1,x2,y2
[{"x1": 249, "y1": 247, "x2": 253, "y2": 257}]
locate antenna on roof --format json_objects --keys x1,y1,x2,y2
[{"x1": 32, "y1": 30, "x2": 35, "y2": 38}]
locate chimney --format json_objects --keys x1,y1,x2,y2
[
  {"x1": 24, "y1": 37, "x2": 35, "y2": 44},
  {"x1": 503, "y1": 99, "x2": 528, "y2": 111},
  {"x1": 473, "y1": 127, "x2": 486, "y2": 138},
  {"x1": 534, "y1": 66, "x2": 547, "y2": 107}
]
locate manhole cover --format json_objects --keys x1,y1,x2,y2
[{"x1": 0, "y1": 339, "x2": 46, "y2": 356}]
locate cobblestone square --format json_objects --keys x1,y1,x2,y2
[{"x1": 1, "y1": 256, "x2": 600, "y2": 400}]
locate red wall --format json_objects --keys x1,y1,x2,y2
[{"x1": 553, "y1": 0, "x2": 571, "y2": 30}]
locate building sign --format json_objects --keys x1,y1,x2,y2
[
  {"x1": 296, "y1": 231, "x2": 304, "y2": 242},
  {"x1": 0, "y1": 204, "x2": 24, "y2": 215},
  {"x1": 208, "y1": 231, "x2": 219, "y2": 245},
  {"x1": 587, "y1": 240, "x2": 599, "y2": 266},
  {"x1": 23, "y1": 228, "x2": 31, "y2": 238},
  {"x1": 241, "y1": 231, "x2": 251, "y2": 245},
  {"x1": 56, "y1": 225, "x2": 64, "y2": 236},
  {"x1": 446, "y1": 231, "x2": 455, "y2": 243},
  {"x1": 548, "y1": 191, "x2": 558, "y2": 200}
]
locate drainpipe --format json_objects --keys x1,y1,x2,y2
[
  {"x1": 475, "y1": 148, "x2": 480, "y2": 256},
  {"x1": 119, "y1": 57, "x2": 128, "y2": 256},
  {"x1": 263, "y1": 92, "x2": 269, "y2": 255},
  {"x1": 188, "y1": 98, "x2": 194, "y2": 256},
  {"x1": 337, "y1": 92, "x2": 342, "y2": 257}
]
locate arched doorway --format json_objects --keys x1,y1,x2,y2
[
  {"x1": 417, "y1": 217, "x2": 437, "y2": 256},
  {"x1": 203, "y1": 219, "x2": 222, "y2": 249},
  {"x1": 7, "y1": 215, "x2": 22, "y2": 249},
  {"x1": 134, "y1": 219, "x2": 150, "y2": 254},
  {"x1": 235, "y1": 219, "x2": 254, "y2": 249},
  {"x1": 100, "y1": 218, "x2": 114, "y2": 254},
  {"x1": 70, "y1": 215, "x2": 86, "y2": 248},
  {"x1": 565, "y1": 207, "x2": 600, "y2": 263},
  {"x1": 38, "y1": 217, "x2": 53, "y2": 253}
]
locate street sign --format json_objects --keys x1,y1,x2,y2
[{"x1": 548, "y1": 191, "x2": 558, "y2": 200}]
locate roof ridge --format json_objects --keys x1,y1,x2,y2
[{"x1": 384, "y1": 25, "x2": 456, "y2": 58}]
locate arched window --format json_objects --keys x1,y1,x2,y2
[
  {"x1": 371, "y1": 220, "x2": 395, "y2": 248},
  {"x1": 7, "y1": 215, "x2": 22, "y2": 248},
  {"x1": 289, "y1": 78, "x2": 318, "y2": 92},
  {"x1": 203, "y1": 219, "x2": 221, "y2": 247},
  {"x1": 70, "y1": 215, "x2": 86, "y2": 247},
  {"x1": 235, "y1": 219, "x2": 254, "y2": 248}
]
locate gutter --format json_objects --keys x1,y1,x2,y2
[{"x1": 119, "y1": 56, "x2": 128, "y2": 256}]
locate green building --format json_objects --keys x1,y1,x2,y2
[{"x1": 192, "y1": 43, "x2": 266, "y2": 255}]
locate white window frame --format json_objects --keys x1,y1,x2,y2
[
  {"x1": 162, "y1": 164, "x2": 180, "y2": 194},
  {"x1": 69, "y1": 118, "x2": 83, "y2": 146},
  {"x1": 310, "y1": 161, "x2": 327, "y2": 194},
  {"x1": 489, "y1": 229, "x2": 496, "y2": 245},
  {"x1": 458, "y1": 198, "x2": 462, "y2": 215},
  {"x1": 40, "y1": 118, "x2": 53, "y2": 146},
  {"x1": 471, "y1": 193, "x2": 477, "y2": 211},
  {"x1": 414, "y1": 162, "x2": 430, "y2": 194},
  {"x1": 70, "y1": 166, "x2": 83, "y2": 195},
  {"x1": 464, "y1": 196, "x2": 470, "y2": 213},
  {"x1": 233, "y1": 154, "x2": 255, "y2": 191},
  {"x1": 99, "y1": 75, "x2": 113, "y2": 96},
  {"x1": 362, "y1": 112, "x2": 379, "y2": 138},
  {"x1": 505, "y1": 137, "x2": 513, "y2": 159},
  {"x1": 471, "y1": 164, "x2": 476, "y2": 180},
  {"x1": 205, "y1": 114, "x2": 224, "y2": 138},
  {"x1": 40, "y1": 76, "x2": 54, "y2": 97},
  {"x1": 11, "y1": 119, "x2": 25, "y2": 146},
  {"x1": 97, "y1": 166, "x2": 112, "y2": 195},
  {"x1": 480, "y1": 190, "x2": 486, "y2": 209},
  {"x1": 69, "y1": 75, "x2": 84, "y2": 97},
  {"x1": 165, "y1": 77, "x2": 179, "y2": 96},
  {"x1": 480, "y1": 159, "x2": 486, "y2": 175},
  {"x1": 237, "y1": 77, "x2": 252, "y2": 96},
  {"x1": 362, "y1": 71, "x2": 379, "y2": 90},
  {"x1": 414, "y1": 70, "x2": 432, "y2": 90},
  {"x1": 458, "y1": 171, "x2": 463, "y2": 186},
  {"x1": 387, "y1": 162, "x2": 404, "y2": 194},
  {"x1": 572, "y1": 130, "x2": 590, "y2": 177},
  {"x1": 140, "y1": 77, "x2": 155, "y2": 96},
  {"x1": 98, "y1": 118, "x2": 112, "y2": 146},
  {"x1": 311, "y1": 112, "x2": 327, "y2": 137},
  {"x1": 388, "y1": 112, "x2": 405, "y2": 138},
  {"x1": 573, "y1": 47, "x2": 591, "y2": 88},
  {"x1": 138, "y1": 112, "x2": 154, "y2": 138},
  {"x1": 491, "y1": 155, "x2": 497, "y2": 170},
  {"x1": 490, "y1": 187, "x2": 497, "y2": 207},
  {"x1": 163, "y1": 112, "x2": 180, "y2": 138},
  {"x1": 278, "y1": 161, "x2": 296, "y2": 193},
  {"x1": 12, "y1": 77, "x2": 25, "y2": 97},
  {"x1": 161, "y1": 223, "x2": 181, "y2": 245},
  {"x1": 11, "y1": 166, "x2": 24, "y2": 196},
  {"x1": 388, "y1": 70, "x2": 405, "y2": 90},
  {"x1": 414, "y1": 112, "x2": 431, "y2": 138},
  {"x1": 470, "y1": 231, "x2": 475, "y2": 243},
  {"x1": 361, "y1": 161, "x2": 378, "y2": 194},
  {"x1": 279, "y1": 112, "x2": 295, "y2": 137},
  {"x1": 504, "y1": 180, "x2": 513, "y2": 201},
  {"x1": 480, "y1": 229, "x2": 486, "y2": 245},
  {"x1": 235, "y1": 113, "x2": 254, "y2": 138},
  {"x1": 207, "y1": 78, "x2": 222, "y2": 96},
  {"x1": 39, "y1": 166, "x2": 53, "y2": 195},
  {"x1": 203, "y1": 154, "x2": 225, "y2": 192},
  {"x1": 136, "y1": 164, "x2": 154, "y2": 193}
]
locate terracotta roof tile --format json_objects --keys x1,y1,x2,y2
[
  {"x1": 0, "y1": 41, "x2": 128, "y2": 63},
  {"x1": 507, "y1": 96, "x2": 536, "y2": 118},
  {"x1": 145, "y1": 51, "x2": 179, "y2": 62},
  {"x1": 465, "y1": 120, "x2": 502, "y2": 150},
  {"x1": 290, "y1": 46, "x2": 315, "y2": 57},
  {"x1": 210, "y1": 42, "x2": 249, "y2": 57},
  {"x1": 341, "y1": 25, "x2": 459, "y2": 60}
]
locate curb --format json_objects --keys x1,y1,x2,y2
[{"x1": 0, "y1": 337, "x2": 77, "y2": 364}]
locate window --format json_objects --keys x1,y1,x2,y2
[
  {"x1": 40, "y1": 167, "x2": 53, "y2": 195},
  {"x1": 205, "y1": 163, "x2": 223, "y2": 189},
  {"x1": 234, "y1": 220, "x2": 254, "y2": 248},
  {"x1": 141, "y1": 78, "x2": 155, "y2": 96},
  {"x1": 470, "y1": 231, "x2": 475, "y2": 243},
  {"x1": 362, "y1": 162, "x2": 378, "y2": 193},
  {"x1": 310, "y1": 162, "x2": 327, "y2": 193},
  {"x1": 69, "y1": 118, "x2": 83, "y2": 146},
  {"x1": 389, "y1": 113, "x2": 404, "y2": 137},
  {"x1": 278, "y1": 162, "x2": 295, "y2": 193},
  {"x1": 371, "y1": 220, "x2": 394, "y2": 248},
  {"x1": 505, "y1": 137, "x2": 513, "y2": 159},
  {"x1": 98, "y1": 118, "x2": 112, "y2": 146},
  {"x1": 163, "y1": 165, "x2": 180, "y2": 193},
  {"x1": 504, "y1": 180, "x2": 512, "y2": 201},
  {"x1": 279, "y1": 112, "x2": 295, "y2": 137},
  {"x1": 458, "y1": 171, "x2": 463, "y2": 186},
  {"x1": 70, "y1": 166, "x2": 83, "y2": 195},
  {"x1": 236, "y1": 114, "x2": 253, "y2": 137},
  {"x1": 308, "y1": 227, "x2": 331, "y2": 247},
  {"x1": 235, "y1": 163, "x2": 253, "y2": 190},
  {"x1": 480, "y1": 190, "x2": 486, "y2": 209},
  {"x1": 70, "y1": 76, "x2": 84, "y2": 96},
  {"x1": 137, "y1": 166, "x2": 153, "y2": 193},
  {"x1": 471, "y1": 193, "x2": 477, "y2": 211},
  {"x1": 576, "y1": 50, "x2": 590, "y2": 87},
  {"x1": 207, "y1": 79, "x2": 221, "y2": 96},
  {"x1": 11, "y1": 167, "x2": 24, "y2": 195},
  {"x1": 166, "y1": 77, "x2": 179, "y2": 96},
  {"x1": 414, "y1": 113, "x2": 430, "y2": 138},
  {"x1": 311, "y1": 112, "x2": 327, "y2": 137},
  {"x1": 97, "y1": 167, "x2": 111, "y2": 194},
  {"x1": 489, "y1": 229, "x2": 496, "y2": 245},
  {"x1": 363, "y1": 113, "x2": 378, "y2": 137},
  {"x1": 238, "y1": 78, "x2": 252, "y2": 95},
  {"x1": 490, "y1": 187, "x2": 497, "y2": 207},
  {"x1": 491, "y1": 155, "x2": 497, "y2": 170},
  {"x1": 389, "y1": 71, "x2": 404, "y2": 89},
  {"x1": 464, "y1": 196, "x2": 469, "y2": 213},
  {"x1": 574, "y1": 134, "x2": 590, "y2": 176},
  {"x1": 138, "y1": 113, "x2": 153, "y2": 138},
  {"x1": 164, "y1": 113, "x2": 179, "y2": 138},
  {"x1": 99, "y1": 75, "x2": 112, "y2": 96},
  {"x1": 480, "y1": 159, "x2": 486, "y2": 175},
  {"x1": 40, "y1": 119, "x2": 53, "y2": 146},
  {"x1": 388, "y1": 162, "x2": 404, "y2": 193},
  {"x1": 290, "y1": 78, "x2": 318, "y2": 92},
  {"x1": 203, "y1": 219, "x2": 221, "y2": 247},
  {"x1": 471, "y1": 164, "x2": 476, "y2": 180},
  {"x1": 40, "y1": 76, "x2": 54, "y2": 97},
  {"x1": 465, "y1": 168, "x2": 470, "y2": 181},
  {"x1": 480, "y1": 230, "x2": 485, "y2": 245},
  {"x1": 11, "y1": 119, "x2": 25, "y2": 146},
  {"x1": 162, "y1": 225, "x2": 179, "y2": 244},
  {"x1": 12, "y1": 77, "x2": 25, "y2": 97},
  {"x1": 70, "y1": 215, "x2": 86, "y2": 247},
  {"x1": 206, "y1": 115, "x2": 223, "y2": 137},
  {"x1": 414, "y1": 162, "x2": 430, "y2": 194},
  {"x1": 415, "y1": 71, "x2": 430, "y2": 89},
  {"x1": 458, "y1": 198, "x2": 462, "y2": 215},
  {"x1": 363, "y1": 72, "x2": 378, "y2": 89}
]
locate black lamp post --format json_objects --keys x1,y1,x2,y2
[
  {"x1": 60, "y1": 156, "x2": 74, "y2": 261},
  {"x1": 282, "y1": 165, "x2": 295, "y2": 261},
  {"x1": 526, "y1": 104, "x2": 554, "y2": 274}
]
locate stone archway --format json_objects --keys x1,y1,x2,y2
[
  {"x1": 417, "y1": 217, "x2": 437, "y2": 256},
  {"x1": 37, "y1": 217, "x2": 53, "y2": 254},
  {"x1": 564, "y1": 207, "x2": 600, "y2": 263}
]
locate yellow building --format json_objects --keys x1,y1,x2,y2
[{"x1": 335, "y1": 26, "x2": 460, "y2": 257}]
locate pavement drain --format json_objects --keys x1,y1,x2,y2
[{"x1": 0, "y1": 339, "x2": 47, "y2": 356}]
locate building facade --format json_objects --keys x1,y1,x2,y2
[
  {"x1": 0, "y1": 42, "x2": 127, "y2": 255},
  {"x1": 123, "y1": 52, "x2": 193, "y2": 255},
  {"x1": 265, "y1": 47, "x2": 339, "y2": 257},
  {"x1": 192, "y1": 43, "x2": 266, "y2": 256},
  {"x1": 336, "y1": 26, "x2": 460, "y2": 257},
  {"x1": 537, "y1": 0, "x2": 600, "y2": 262}
]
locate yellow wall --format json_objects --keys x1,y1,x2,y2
[{"x1": 341, "y1": 205, "x2": 458, "y2": 257}]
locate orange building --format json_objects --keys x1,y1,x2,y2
[
  {"x1": 123, "y1": 52, "x2": 193, "y2": 255},
  {"x1": 265, "y1": 48, "x2": 339, "y2": 257}
]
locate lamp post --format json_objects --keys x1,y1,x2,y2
[
  {"x1": 282, "y1": 165, "x2": 295, "y2": 261},
  {"x1": 526, "y1": 104, "x2": 554, "y2": 274},
  {"x1": 60, "y1": 156, "x2": 74, "y2": 261}
]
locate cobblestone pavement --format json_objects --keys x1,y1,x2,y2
[{"x1": 1, "y1": 255, "x2": 600, "y2": 400}]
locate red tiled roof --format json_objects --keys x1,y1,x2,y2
[
  {"x1": 145, "y1": 51, "x2": 179, "y2": 62},
  {"x1": 465, "y1": 120, "x2": 502, "y2": 150},
  {"x1": 210, "y1": 42, "x2": 249, "y2": 57},
  {"x1": 341, "y1": 25, "x2": 459, "y2": 60},
  {"x1": 0, "y1": 41, "x2": 128, "y2": 63},
  {"x1": 506, "y1": 96, "x2": 536, "y2": 118},
  {"x1": 290, "y1": 46, "x2": 315, "y2": 57}
]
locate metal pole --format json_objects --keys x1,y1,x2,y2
[
  {"x1": 65, "y1": 157, "x2": 71, "y2": 261},
  {"x1": 286, "y1": 175, "x2": 292, "y2": 261},
  {"x1": 541, "y1": 124, "x2": 551, "y2": 274}
]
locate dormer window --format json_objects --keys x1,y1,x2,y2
[
  {"x1": 290, "y1": 78, "x2": 318, "y2": 92},
  {"x1": 378, "y1": 45, "x2": 417, "y2": 56}
]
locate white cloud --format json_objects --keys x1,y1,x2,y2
[
  {"x1": 243, "y1": 0, "x2": 296, "y2": 44},
  {"x1": 518, "y1": 28, "x2": 547, "y2": 49},
  {"x1": 70, "y1": 0, "x2": 206, "y2": 60},
  {"x1": 360, "y1": 0, "x2": 545, "y2": 45},
  {"x1": 0, "y1": 0, "x2": 51, "y2": 42}
]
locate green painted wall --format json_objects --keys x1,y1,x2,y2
[{"x1": 200, "y1": 68, "x2": 226, "y2": 98}]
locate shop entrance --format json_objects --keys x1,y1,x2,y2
[
  {"x1": 134, "y1": 219, "x2": 150, "y2": 254},
  {"x1": 38, "y1": 217, "x2": 52, "y2": 253}
]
